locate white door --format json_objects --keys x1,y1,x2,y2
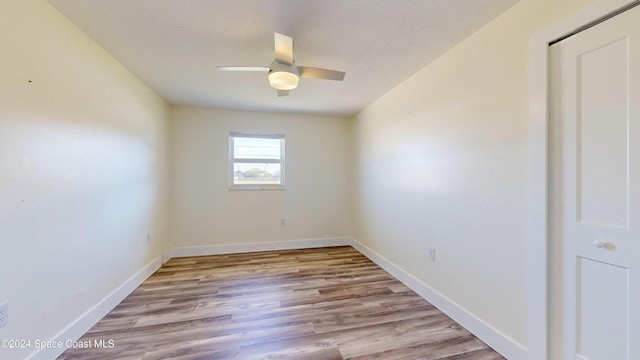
[{"x1": 549, "y1": 5, "x2": 640, "y2": 360}]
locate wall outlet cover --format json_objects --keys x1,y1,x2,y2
[
  {"x1": 428, "y1": 248, "x2": 436, "y2": 262},
  {"x1": 0, "y1": 302, "x2": 8, "y2": 327}
]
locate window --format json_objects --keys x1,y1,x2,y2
[{"x1": 229, "y1": 132, "x2": 285, "y2": 190}]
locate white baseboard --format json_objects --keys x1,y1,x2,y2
[
  {"x1": 348, "y1": 237, "x2": 528, "y2": 360},
  {"x1": 162, "y1": 248, "x2": 173, "y2": 263},
  {"x1": 29, "y1": 237, "x2": 526, "y2": 360},
  {"x1": 170, "y1": 237, "x2": 351, "y2": 258},
  {"x1": 28, "y1": 257, "x2": 162, "y2": 360}
]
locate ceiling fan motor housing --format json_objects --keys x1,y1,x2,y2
[{"x1": 268, "y1": 60, "x2": 299, "y2": 90}]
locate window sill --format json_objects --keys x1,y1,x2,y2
[{"x1": 229, "y1": 185, "x2": 285, "y2": 191}]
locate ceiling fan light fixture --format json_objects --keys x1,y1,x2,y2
[
  {"x1": 219, "y1": 33, "x2": 345, "y2": 96},
  {"x1": 268, "y1": 70, "x2": 299, "y2": 90}
]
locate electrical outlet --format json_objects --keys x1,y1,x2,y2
[
  {"x1": 280, "y1": 218, "x2": 286, "y2": 226},
  {"x1": 0, "y1": 302, "x2": 8, "y2": 327},
  {"x1": 146, "y1": 234, "x2": 151, "y2": 244},
  {"x1": 428, "y1": 248, "x2": 436, "y2": 262}
]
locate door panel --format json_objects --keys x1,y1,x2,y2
[
  {"x1": 549, "y1": 5, "x2": 639, "y2": 360},
  {"x1": 576, "y1": 257, "x2": 628, "y2": 360},
  {"x1": 577, "y1": 37, "x2": 629, "y2": 228}
]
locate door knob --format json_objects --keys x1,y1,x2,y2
[{"x1": 593, "y1": 239, "x2": 607, "y2": 248}]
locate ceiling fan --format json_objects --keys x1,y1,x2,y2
[{"x1": 218, "y1": 33, "x2": 346, "y2": 97}]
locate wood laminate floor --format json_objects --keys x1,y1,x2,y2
[{"x1": 59, "y1": 246, "x2": 505, "y2": 360}]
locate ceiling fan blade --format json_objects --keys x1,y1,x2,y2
[
  {"x1": 298, "y1": 66, "x2": 345, "y2": 81},
  {"x1": 217, "y1": 66, "x2": 269, "y2": 72},
  {"x1": 274, "y1": 33, "x2": 293, "y2": 65},
  {"x1": 277, "y1": 90, "x2": 289, "y2": 97}
]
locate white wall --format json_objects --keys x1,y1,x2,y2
[
  {"x1": 170, "y1": 107, "x2": 351, "y2": 249},
  {"x1": 0, "y1": 1, "x2": 169, "y2": 359},
  {"x1": 0, "y1": 0, "x2": 609, "y2": 358},
  {"x1": 350, "y1": 0, "x2": 596, "y2": 350}
]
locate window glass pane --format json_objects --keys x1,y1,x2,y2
[
  {"x1": 233, "y1": 137, "x2": 281, "y2": 160},
  {"x1": 233, "y1": 163, "x2": 281, "y2": 185}
]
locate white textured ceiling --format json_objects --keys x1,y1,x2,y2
[{"x1": 49, "y1": 0, "x2": 518, "y2": 117}]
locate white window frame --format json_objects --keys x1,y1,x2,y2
[{"x1": 229, "y1": 132, "x2": 285, "y2": 190}]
